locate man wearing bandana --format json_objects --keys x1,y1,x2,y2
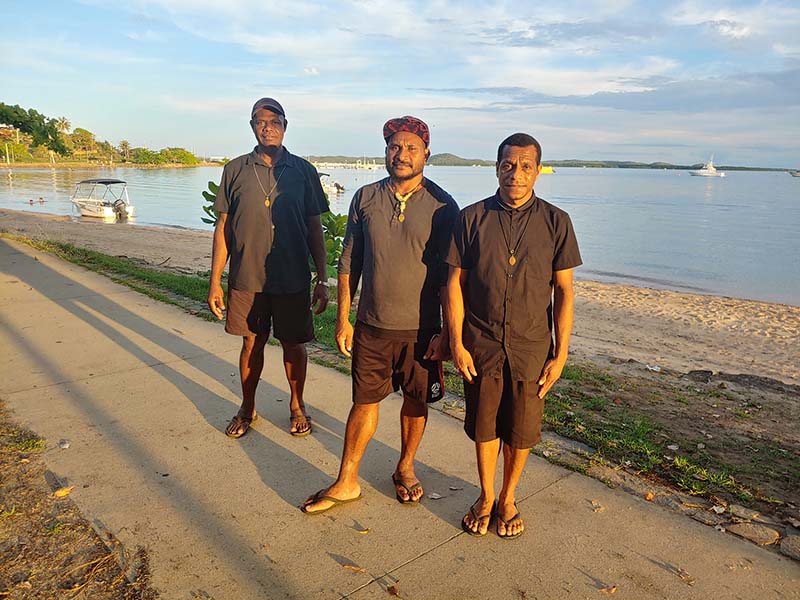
[{"x1": 302, "y1": 116, "x2": 460, "y2": 514}]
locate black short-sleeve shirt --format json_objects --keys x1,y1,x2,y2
[
  {"x1": 338, "y1": 178, "x2": 459, "y2": 331},
  {"x1": 446, "y1": 193, "x2": 582, "y2": 380},
  {"x1": 214, "y1": 148, "x2": 329, "y2": 294}
]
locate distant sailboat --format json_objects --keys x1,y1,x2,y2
[{"x1": 689, "y1": 156, "x2": 725, "y2": 177}]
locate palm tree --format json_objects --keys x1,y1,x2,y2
[
  {"x1": 118, "y1": 140, "x2": 130, "y2": 162},
  {"x1": 56, "y1": 117, "x2": 71, "y2": 134}
]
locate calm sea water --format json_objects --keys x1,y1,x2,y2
[{"x1": 1, "y1": 165, "x2": 798, "y2": 306}]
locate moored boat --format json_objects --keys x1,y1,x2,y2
[
  {"x1": 70, "y1": 179, "x2": 135, "y2": 219},
  {"x1": 689, "y1": 157, "x2": 725, "y2": 177}
]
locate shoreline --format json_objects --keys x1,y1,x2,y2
[
  {"x1": 1, "y1": 207, "x2": 798, "y2": 385},
  {"x1": 0, "y1": 161, "x2": 220, "y2": 170}
]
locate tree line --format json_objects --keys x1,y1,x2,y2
[{"x1": 0, "y1": 102, "x2": 200, "y2": 165}]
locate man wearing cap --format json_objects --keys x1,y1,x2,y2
[
  {"x1": 208, "y1": 97, "x2": 330, "y2": 439},
  {"x1": 302, "y1": 116, "x2": 459, "y2": 514},
  {"x1": 446, "y1": 133, "x2": 581, "y2": 538}
]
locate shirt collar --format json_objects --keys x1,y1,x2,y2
[
  {"x1": 493, "y1": 191, "x2": 537, "y2": 213},
  {"x1": 246, "y1": 146, "x2": 295, "y2": 168}
]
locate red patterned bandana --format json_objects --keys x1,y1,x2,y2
[{"x1": 383, "y1": 116, "x2": 430, "y2": 147}]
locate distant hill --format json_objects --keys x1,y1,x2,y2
[{"x1": 427, "y1": 153, "x2": 494, "y2": 166}]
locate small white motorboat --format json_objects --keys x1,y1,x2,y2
[
  {"x1": 318, "y1": 173, "x2": 346, "y2": 196},
  {"x1": 689, "y1": 157, "x2": 725, "y2": 177},
  {"x1": 70, "y1": 178, "x2": 136, "y2": 219},
  {"x1": 789, "y1": 170, "x2": 800, "y2": 177}
]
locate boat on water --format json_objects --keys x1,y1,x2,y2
[
  {"x1": 540, "y1": 166, "x2": 555, "y2": 174},
  {"x1": 789, "y1": 170, "x2": 800, "y2": 177},
  {"x1": 318, "y1": 173, "x2": 346, "y2": 197},
  {"x1": 689, "y1": 157, "x2": 725, "y2": 177},
  {"x1": 70, "y1": 178, "x2": 135, "y2": 219}
]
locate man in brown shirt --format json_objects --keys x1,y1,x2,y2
[
  {"x1": 302, "y1": 116, "x2": 459, "y2": 514},
  {"x1": 446, "y1": 133, "x2": 582, "y2": 538},
  {"x1": 208, "y1": 97, "x2": 329, "y2": 439}
]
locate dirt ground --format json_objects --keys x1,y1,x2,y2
[{"x1": 0, "y1": 403, "x2": 159, "y2": 600}]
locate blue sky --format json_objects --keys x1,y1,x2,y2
[{"x1": 3, "y1": 0, "x2": 799, "y2": 166}]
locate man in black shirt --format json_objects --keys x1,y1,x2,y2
[
  {"x1": 446, "y1": 133, "x2": 582, "y2": 538},
  {"x1": 208, "y1": 97, "x2": 329, "y2": 439}
]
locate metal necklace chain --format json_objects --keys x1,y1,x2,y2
[
  {"x1": 496, "y1": 196, "x2": 534, "y2": 266},
  {"x1": 252, "y1": 163, "x2": 284, "y2": 207},
  {"x1": 388, "y1": 179, "x2": 424, "y2": 223}
]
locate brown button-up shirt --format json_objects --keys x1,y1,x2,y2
[{"x1": 446, "y1": 193, "x2": 582, "y2": 380}]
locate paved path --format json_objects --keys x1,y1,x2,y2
[{"x1": 1, "y1": 238, "x2": 798, "y2": 600}]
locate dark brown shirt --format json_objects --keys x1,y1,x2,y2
[
  {"x1": 446, "y1": 193, "x2": 582, "y2": 380},
  {"x1": 214, "y1": 148, "x2": 328, "y2": 294},
  {"x1": 339, "y1": 178, "x2": 459, "y2": 331}
]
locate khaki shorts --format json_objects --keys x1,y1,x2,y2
[
  {"x1": 351, "y1": 322, "x2": 444, "y2": 405},
  {"x1": 464, "y1": 359, "x2": 545, "y2": 449},
  {"x1": 225, "y1": 287, "x2": 313, "y2": 343}
]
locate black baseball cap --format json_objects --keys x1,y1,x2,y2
[{"x1": 251, "y1": 97, "x2": 285, "y2": 118}]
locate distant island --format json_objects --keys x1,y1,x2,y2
[{"x1": 309, "y1": 153, "x2": 791, "y2": 172}]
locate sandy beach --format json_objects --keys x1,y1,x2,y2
[{"x1": 2, "y1": 208, "x2": 798, "y2": 385}]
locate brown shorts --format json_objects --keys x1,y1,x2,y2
[
  {"x1": 351, "y1": 322, "x2": 444, "y2": 405},
  {"x1": 464, "y1": 359, "x2": 545, "y2": 449},
  {"x1": 225, "y1": 287, "x2": 313, "y2": 343}
]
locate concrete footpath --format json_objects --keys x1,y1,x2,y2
[{"x1": 1, "y1": 237, "x2": 798, "y2": 600}]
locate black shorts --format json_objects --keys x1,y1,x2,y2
[
  {"x1": 351, "y1": 322, "x2": 444, "y2": 405},
  {"x1": 225, "y1": 287, "x2": 313, "y2": 343},
  {"x1": 463, "y1": 359, "x2": 545, "y2": 449}
]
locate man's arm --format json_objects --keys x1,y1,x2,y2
[
  {"x1": 537, "y1": 268, "x2": 575, "y2": 398},
  {"x1": 446, "y1": 266, "x2": 477, "y2": 382},
  {"x1": 207, "y1": 212, "x2": 229, "y2": 320},
  {"x1": 307, "y1": 214, "x2": 329, "y2": 315}
]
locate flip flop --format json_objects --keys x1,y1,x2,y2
[
  {"x1": 496, "y1": 503, "x2": 524, "y2": 539},
  {"x1": 225, "y1": 413, "x2": 257, "y2": 439},
  {"x1": 290, "y1": 414, "x2": 312, "y2": 437},
  {"x1": 391, "y1": 473, "x2": 422, "y2": 504},
  {"x1": 301, "y1": 489, "x2": 362, "y2": 515},
  {"x1": 461, "y1": 499, "x2": 495, "y2": 537}
]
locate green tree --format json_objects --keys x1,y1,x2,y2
[
  {"x1": 159, "y1": 147, "x2": 199, "y2": 165},
  {"x1": 0, "y1": 103, "x2": 68, "y2": 155},
  {"x1": 131, "y1": 147, "x2": 165, "y2": 164},
  {"x1": 118, "y1": 140, "x2": 130, "y2": 161},
  {"x1": 70, "y1": 127, "x2": 95, "y2": 159}
]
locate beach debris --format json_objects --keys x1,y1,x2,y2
[
  {"x1": 697, "y1": 443, "x2": 705, "y2": 450},
  {"x1": 387, "y1": 583, "x2": 401, "y2": 596},
  {"x1": 715, "y1": 525, "x2": 726, "y2": 532},
  {"x1": 449, "y1": 485, "x2": 463, "y2": 491},
  {"x1": 599, "y1": 584, "x2": 618, "y2": 594},
  {"x1": 623, "y1": 460, "x2": 632, "y2": 467},
  {"x1": 667, "y1": 444, "x2": 679, "y2": 451},
  {"x1": 645, "y1": 365, "x2": 661, "y2": 372},
  {"x1": 19, "y1": 457, "x2": 30, "y2": 464},
  {"x1": 711, "y1": 505, "x2": 726, "y2": 514},
  {"x1": 357, "y1": 527, "x2": 370, "y2": 535},
  {"x1": 675, "y1": 568, "x2": 696, "y2": 586},
  {"x1": 58, "y1": 439, "x2": 70, "y2": 449},
  {"x1": 591, "y1": 500, "x2": 604, "y2": 513},
  {"x1": 53, "y1": 486, "x2": 74, "y2": 498},
  {"x1": 342, "y1": 564, "x2": 367, "y2": 574},
  {"x1": 427, "y1": 492, "x2": 443, "y2": 500},
  {"x1": 645, "y1": 492, "x2": 655, "y2": 502}
]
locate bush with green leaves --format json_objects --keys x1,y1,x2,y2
[{"x1": 201, "y1": 180, "x2": 219, "y2": 225}]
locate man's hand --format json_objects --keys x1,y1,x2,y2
[
  {"x1": 335, "y1": 319, "x2": 354, "y2": 357},
  {"x1": 537, "y1": 357, "x2": 566, "y2": 399},
  {"x1": 423, "y1": 333, "x2": 451, "y2": 361},
  {"x1": 452, "y1": 344, "x2": 477, "y2": 383},
  {"x1": 207, "y1": 282, "x2": 225, "y2": 320},
  {"x1": 311, "y1": 283, "x2": 329, "y2": 315}
]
